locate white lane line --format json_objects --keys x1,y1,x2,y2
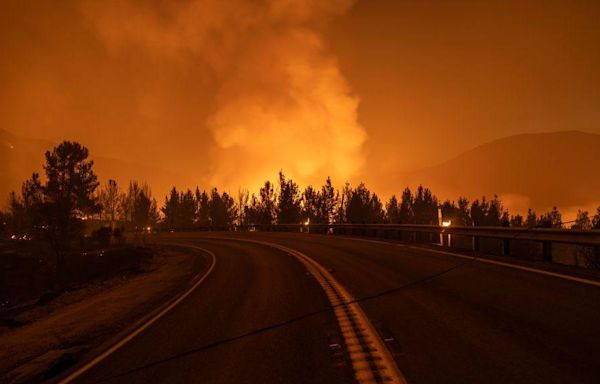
[
  {"x1": 214, "y1": 237, "x2": 407, "y2": 384},
  {"x1": 338, "y1": 236, "x2": 600, "y2": 288},
  {"x1": 58, "y1": 245, "x2": 217, "y2": 384}
]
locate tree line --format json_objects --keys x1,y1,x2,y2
[{"x1": 2, "y1": 141, "x2": 600, "y2": 250}]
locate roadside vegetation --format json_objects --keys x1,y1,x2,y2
[
  {"x1": 0, "y1": 142, "x2": 153, "y2": 312},
  {"x1": 1, "y1": 140, "x2": 600, "y2": 297}
]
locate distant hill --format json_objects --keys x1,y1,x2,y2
[
  {"x1": 3, "y1": 129, "x2": 599, "y2": 218},
  {"x1": 0, "y1": 129, "x2": 181, "y2": 206},
  {"x1": 397, "y1": 131, "x2": 600, "y2": 217}
]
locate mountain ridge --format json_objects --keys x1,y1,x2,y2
[{"x1": 396, "y1": 130, "x2": 600, "y2": 217}]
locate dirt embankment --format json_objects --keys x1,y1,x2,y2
[{"x1": 0, "y1": 245, "x2": 208, "y2": 383}]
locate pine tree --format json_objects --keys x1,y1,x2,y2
[
  {"x1": 277, "y1": 172, "x2": 302, "y2": 224},
  {"x1": 386, "y1": 195, "x2": 400, "y2": 224}
]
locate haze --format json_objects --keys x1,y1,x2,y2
[{"x1": 2, "y1": 0, "x2": 600, "y2": 208}]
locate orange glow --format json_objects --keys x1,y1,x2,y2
[{"x1": 1, "y1": 1, "x2": 600, "y2": 216}]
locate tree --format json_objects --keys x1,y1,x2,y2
[
  {"x1": 572, "y1": 210, "x2": 591, "y2": 230},
  {"x1": 386, "y1": 195, "x2": 400, "y2": 224},
  {"x1": 539, "y1": 206, "x2": 562, "y2": 228},
  {"x1": 120, "y1": 181, "x2": 142, "y2": 223},
  {"x1": 39, "y1": 142, "x2": 100, "y2": 256},
  {"x1": 592, "y1": 206, "x2": 600, "y2": 229},
  {"x1": 221, "y1": 192, "x2": 237, "y2": 226},
  {"x1": 197, "y1": 189, "x2": 211, "y2": 226},
  {"x1": 510, "y1": 214, "x2": 524, "y2": 227},
  {"x1": 208, "y1": 190, "x2": 236, "y2": 226},
  {"x1": 243, "y1": 194, "x2": 261, "y2": 225},
  {"x1": 440, "y1": 200, "x2": 461, "y2": 225},
  {"x1": 319, "y1": 177, "x2": 338, "y2": 224},
  {"x1": 412, "y1": 185, "x2": 438, "y2": 225},
  {"x1": 470, "y1": 195, "x2": 505, "y2": 226},
  {"x1": 370, "y1": 193, "x2": 385, "y2": 223},
  {"x1": 162, "y1": 187, "x2": 179, "y2": 230},
  {"x1": 277, "y1": 172, "x2": 302, "y2": 224},
  {"x1": 179, "y1": 189, "x2": 197, "y2": 229},
  {"x1": 236, "y1": 189, "x2": 250, "y2": 226},
  {"x1": 456, "y1": 197, "x2": 471, "y2": 226},
  {"x1": 345, "y1": 183, "x2": 385, "y2": 224},
  {"x1": 8, "y1": 142, "x2": 100, "y2": 283},
  {"x1": 133, "y1": 191, "x2": 159, "y2": 228},
  {"x1": 526, "y1": 209, "x2": 538, "y2": 227},
  {"x1": 121, "y1": 181, "x2": 156, "y2": 230},
  {"x1": 399, "y1": 187, "x2": 413, "y2": 224},
  {"x1": 335, "y1": 182, "x2": 351, "y2": 223},
  {"x1": 99, "y1": 179, "x2": 120, "y2": 227},
  {"x1": 302, "y1": 185, "x2": 321, "y2": 224},
  {"x1": 487, "y1": 195, "x2": 504, "y2": 226},
  {"x1": 257, "y1": 180, "x2": 276, "y2": 224}
]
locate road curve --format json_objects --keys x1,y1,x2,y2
[
  {"x1": 65, "y1": 232, "x2": 600, "y2": 384},
  {"x1": 68, "y1": 237, "x2": 355, "y2": 384}
]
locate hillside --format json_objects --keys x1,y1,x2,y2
[{"x1": 397, "y1": 131, "x2": 600, "y2": 216}]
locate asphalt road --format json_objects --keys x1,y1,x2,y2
[{"x1": 69, "y1": 232, "x2": 600, "y2": 384}]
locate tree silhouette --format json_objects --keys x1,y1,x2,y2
[
  {"x1": 99, "y1": 179, "x2": 120, "y2": 227},
  {"x1": 510, "y1": 214, "x2": 524, "y2": 227},
  {"x1": 592, "y1": 206, "x2": 600, "y2": 229},
  {"x1": 236, "y1": 189, "x2": 250, "y2": 226},
  {"x1": 277, "y1": 172, "x2": 302, "y2": 224},
  {"x1": 262, "y1": 181, "x2": 277, "y2": 224},
  {"x1": 179, "y1": 189, "x2": 197, "y2": 229},
  {"x1": 440, "y1": 200, "x2": 457, "y2": 224},
  {"x1": 399, "y1": 187, "x2": 413, "y2": 224},
  {"x1": 302, "y1": 185, "x2": 321, "y2": 224},
  {"x1": 336, "y1": 182, "x2": 351, "y2": 223},
  {"x1": 526, "y1": 209, "x2": 538, "y2": 227},
  {"x1": 197, "y1": 189, "x2": 211, "y2": 226},
  {"x1": 456, "y1": 197, "x2": 471, "y2": 225},
  {"x1": 41, "y1": 142, "x2": 100, "y2": 255},
  {"x1": 470, "y1": 195, "x2": 505, "y2": 226},
  {"x1": 162, "y1": 187, "x2": 179, "y2": 230},
  {"x1": 412, "y1": 185, "x2": 438, "y2": 225},
  {"x1": 386, "y1": 195, "x2": 400, "y2": 224},
  {"x1": 120, "y1": 181, "x2": 157, "y2": 230},
  {"x1": 133, "y1": 190, "x2": 159, "y2": 228},
  {"x1": 6, "y1": 142, "x2": 100, "y2": 282},
  {"x1": 345, "y1": 183, "x2": 385, "y2": 224},
  {"x1": 539, "y1": 206, "x2": 562, "y2": 228},
  {"x1": 301, "y1": 178, "x2": 337, "y2": 225},
  {"x1": 207, "y1": 188, "x2": 236, "y2": 227},
  {"x1": 319, "y1": 177, "x2": 338, "y2": 224},
  {"x1": 572, "y1": 210, "x2": 592, "y2": 230}
]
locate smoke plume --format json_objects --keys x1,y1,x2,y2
[{"x1": 84, "y1": 0, "x2": 366, "y2": 191}]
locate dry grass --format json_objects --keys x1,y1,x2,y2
[{"x1": 0, "y1": 246, "x2": 205, "y2": 383}]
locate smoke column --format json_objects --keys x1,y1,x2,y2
[{"x1": 85, "y1": 0, "x2": 366, "y2": 191}]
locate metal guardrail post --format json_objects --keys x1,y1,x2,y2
[{"x1": 473, "y1": 236, "x2": 480, "y2": 253}]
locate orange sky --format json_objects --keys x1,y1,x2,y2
[{"x1": 2, "y1": 0, "x2": 600, "y2": 201}]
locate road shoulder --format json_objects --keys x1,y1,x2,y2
[{"x1": 0, "y1": 246, "x2": 209, "y2": 384}]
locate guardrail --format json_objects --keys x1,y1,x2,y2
[{"x1": 183, "y1": 223, "x2": 600, "y2": 264}]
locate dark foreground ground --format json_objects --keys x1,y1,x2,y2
[{"x1": 67, "y1": 232, "x2": 600, "y2": 384}]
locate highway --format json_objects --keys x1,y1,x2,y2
[{"x1": 65, "y1": 232, "x2": 600, "y2": 384}]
